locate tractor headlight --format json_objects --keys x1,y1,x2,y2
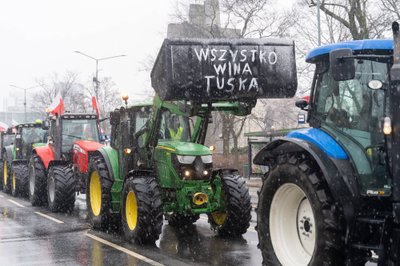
[
  {"x1": 201, "y1": 155, "x2": 212, "y2": 164},
  {"x1": 173, "y1": 154, "x2": 213, "y2": 180},
  {"x1": 177, "y1": 155, "x2": 196, "y2": 164}
]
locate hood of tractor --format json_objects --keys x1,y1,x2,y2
[
  {"x1": 74, "y1": 140, "x2": 103, "y2": 152},
  {"x1": 157, "y1": 141, "x2": 211, "y2": 156}
]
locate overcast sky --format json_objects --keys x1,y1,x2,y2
[
  {"x1": 0, "y1": 0, "x2": 296, "y2": 112},
  {"x1": 0, "y1": 0, "x2": 178, "y2": 111}
]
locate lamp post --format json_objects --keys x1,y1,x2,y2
[
  {"x1": 74, "y1": 51, "x2": 126, "y2": 96},
  {"x1": 9, "y1": 84, "x2": 41, "y2": 122},
  {"x1": 310, "y1": 0, "x2": 321, "y2": 46}
]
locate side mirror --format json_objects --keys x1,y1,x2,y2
[
  {"x1": 330, "y1": 48, "x2": 355, "y2": 81},
  {"x1": 42, "y1": 121, "x2": 50, "y2": 130},
  {"x1": 295, "y1": 100, "x2": 308, "y2": 110},
  {"x1": 110, "y1": 111, "x2": 120, "y2": 126}
]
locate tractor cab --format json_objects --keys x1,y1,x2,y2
[
  {"x1": 15, "y1": 121, "x2": 47, "y2": 160},
  {"x1": 303, "y1": 40, "x2": 392, "y2": 195},
  {"x1": 46, "y1": 113, "x2": 100, "y2": 160}
]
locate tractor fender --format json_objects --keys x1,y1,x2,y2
[
  {"x1": 73, "y1": 140, "x2": 103, "y2": 174},
  {"x1": 254, "y1": 137, "x2": 360, "y2": 225},
  {"x1": 3, "y1": 145, "x2": 14, "y2": 162},
  {"x1": 33, "y1": 145, "x2": 55, "y2": 169},
  {"x1": 93, "y1": 146, "x2": 119, "y2": 182}
]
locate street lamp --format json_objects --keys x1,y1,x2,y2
[
  {"x1": 9, "y1": 84, "x2": 41, "y2": 122},
  {"x1": 309, "y1": 0, "x2": 321, "y2": 46},
  {"x1": 74, "y1": 51, "x2": 126, "y2": 94}
]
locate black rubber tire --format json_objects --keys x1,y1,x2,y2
[
  {"x1": 11, "y1": 164, "x2": 29, "y2": 197},
  {"x1": 257, "y1": 154, "x2": 345, "y2": 266},
  {"x1": 2, "y1": 156, "x2": 11, "y2": 194},
  {"x1": 29, "y1": 155, "x2": 48, "y2": 206},
  {"x1": 208, "y1": 173, "x2": 251, "y2": 237},
  {"x1": 86, "y1": 156, "x2": 114, "y2": 230},
  {"x1": 121, "y1": 176, "x2": 163, "y2": 244},
  {"x1": 165, "y1": 212, "x2": 200, "y2": 227},
  {"x1": 47, "y1": 165, "x2": 76, "y2": 213},
  {"x1": 0, "y1": 161, "x2": 3, "y2": 190}
]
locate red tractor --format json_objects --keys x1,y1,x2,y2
[{"x1": 29, "y1": 113, "x2": 103, "y2": 212}]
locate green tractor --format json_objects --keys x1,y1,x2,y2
[
  {"x1": 2, "y1": 121, "x2": 46, "y2": 196},
  {"x1": 255, "y1": 22, "x2": 400, "y2": 265},
  {"x1": 0, "y1": 128, "x2": 15, "y2": 191},
  {"x1": 29, "y1": 113, "x2": 103, "y2": 212},
  {"x1": 86, "y1": 38, "x2": 297, "y2": 243}
]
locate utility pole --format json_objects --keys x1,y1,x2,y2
[
  {"x1": 74, "y1": 51, "x2": 126, "y2": 98},
  {"x1": 9, "y1": 84, "x2": 41, "y2": 122},
  {"x1": 310, "y1": 0, "x2": 322, "y2": 46}
]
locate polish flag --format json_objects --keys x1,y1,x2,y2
[
  {"x1": 0, "y1": 122, "x2": 8, "y2": 132},
  {"x1": 47, "y1": 92, "x2": 65, "y2": 116},
  {"x1": 92, "y1": 96, "x2": 100, "y2": 118}
]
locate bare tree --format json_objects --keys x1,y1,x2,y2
[
  {"x1": 85, "y1": 76, "x2": 121, "y2": 118},
  {"x1": 32, "y1": 71, "x2": 87, "y2": 114}
]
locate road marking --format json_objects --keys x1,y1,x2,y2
[
  {"x1": 86, "y1": 233, "x2": 165, "y2": 266},
  {"x1": 0, "y1": 195, "x2": 4, "y2": 198},
  {"x1": 7, "y1": 199, "x2": 25, "y2": 208},
  {"x1": 34, "y1": 212, "x2": 64, "y2": 224}
]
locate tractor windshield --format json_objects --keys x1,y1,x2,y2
[
  {"x1": 21, "y1": 127, "x2": 46, "y2": 144},
  {"x1": 61, "y1": 119, "x2": 99, "y2": 152},
  {"x1": 159, "y1": 111, "x2": 191, "y2": 142},
  {"x1": 314, "y1": 58, "x2": 390, "y2": 194}
]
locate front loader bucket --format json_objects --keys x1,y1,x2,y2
[{"x1": 151, "y1": 38, "x2": 297, "y2": 103}]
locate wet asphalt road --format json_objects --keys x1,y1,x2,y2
[{"x1": 0, "y1": 188, "x2": 262, "y2": 266}]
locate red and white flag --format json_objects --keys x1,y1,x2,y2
[
  {"x1": 92, "y1": 96, "x2": 100, "y2": 118},
  {"x1": 47, "y1": 92, "x2": 64, "y2": 116}
]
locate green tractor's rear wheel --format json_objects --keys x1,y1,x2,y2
[
  {"x1": 29, "y1": 155, "x2": 47, "y2": 206},
  {"x1": 165, "y1": 212, "x2": 200, "y2": 227},
  {"x1": 121, "y1": 176, "x2": 163, "y2": 244},
  {"x1": 2, "y1": 157, "x2": 11, "y2": 194},
  {"x1": 86, "y1": 156, "x2": 114, "y2": 230},
  {"x1": 11, "y1": 164, "x2": 29, "y2": 197},
  {"x1": 47, "y1": 165, "x2": 76, "y2": 213},
  {"x1": 257, "y1": 155, "x2": 345, "y2": 266},
  {"x1": 208, "y1": 173, "x2": 251, "y2": 237}
]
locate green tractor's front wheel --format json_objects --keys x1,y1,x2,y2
[
  {"x1": 121, "y1": 176, "x2": 163, "y2": 244},
  {"x1": 11, "y1": 164, "x2": 29, "y2": 197},
  {"x1": 208, "y1": 173, "x2": 251, "y2": 237},
  {"x1": 86, "y1": 156, "x2": 114, "y2": 230},
  {"x1": 257, "y1": 155, "x2": 345, "y2": 266},
  {"x1": 2, "y1": 157, "x2": 11, "y2": 194},
  {"x1": 47, "y1": 165, "x2": 75, "y2": 213}
]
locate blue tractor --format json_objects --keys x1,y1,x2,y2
[{"x1": 255, "y1": 22, "x2": 400, "y2": 265}]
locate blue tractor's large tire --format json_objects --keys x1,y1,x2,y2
[{"x1": 257, "y1": 154, "x2": 345, "y2": 266}]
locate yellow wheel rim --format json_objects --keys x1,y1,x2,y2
[
  {"x1": 211, "y1": 211, "x2": 227, "y2": 226},
  {"x1": 89, "y1": 171, "x2": 101, "y2": 216},
  {"x1": 12, "y1": 172, "x2": 16, "y2": 191},
  {"x1": 126, "y1": 191, "x2": 138, "y2": 231},
  {"x1": 3, "y1": 163, "x2": 7, "y2": 186}
]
